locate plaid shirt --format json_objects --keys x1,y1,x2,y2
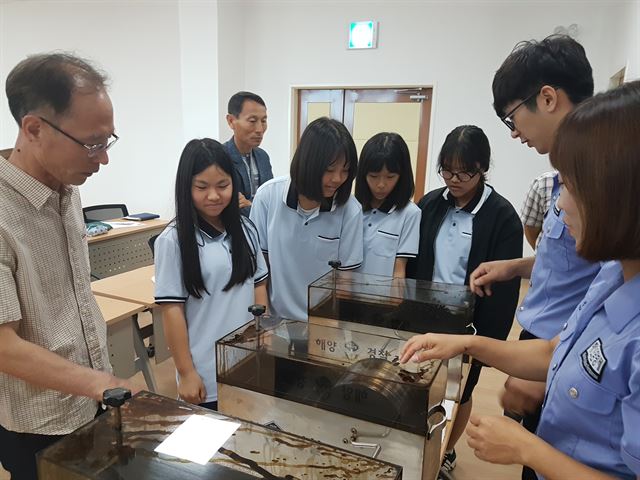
[
  {"x1": 0, "y1": 155, "x2": 110, "y2": 435},
  {"x1": 520, "y1": 171, "x2": 557, "y2": 228}
]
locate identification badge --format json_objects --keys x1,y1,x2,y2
[{"x1": 580, "y1": 338, "x2": 607, "y2": 382}]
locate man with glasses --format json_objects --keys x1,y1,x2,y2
[
  {"x1": 0, "y1": 53, "x2": 133, "y2": 480},
  {"x1": 468, "y1": 35, "x2": 601, "y2": 480}
]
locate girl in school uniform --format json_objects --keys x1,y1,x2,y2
[
  {"x1": 406, "y1": 125, "x2": 522, "y2": 474},
  {"x1": 250, "y1": 117, "x2": 363, "y2": 321},
  {"x1": 154, "y1": 138, "x2": 268, "y2": 409},
  {"x1": 401, "y1": 81, "x2": 640, "y2": 480},
  {"x1": 354, "y1": 132, "x2": 421, "y2": 278}
]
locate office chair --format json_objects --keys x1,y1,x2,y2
[
  {"x1": 83, "y1": 204, "x2": 129, "y2": 223},
  {"x1": 148, "y1": 234, "x2": 159, "y2": 257}
]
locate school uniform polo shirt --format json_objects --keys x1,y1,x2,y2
[
  {"x1": 538, "y1": 261, "x2": 640, "y2": 479},
  {"x1": 154, "y1": 219, "x2": 268, "y2": 403},
  {"x1": 517, "y1": 176, "x2": 601, "y2": 339},
  {"x1": 358, "y1": 202, "x2": 421, "y2": 277},
  {"x1": 250, "y1": 176, "x2": 363, "y2": 321},
  {"x1": 433, "y1": 184, "x2": 492, "y2": 285}
]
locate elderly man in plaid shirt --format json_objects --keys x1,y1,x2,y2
[{"x1": 520, "y1": 171, "x2": 556, "y2": 249}]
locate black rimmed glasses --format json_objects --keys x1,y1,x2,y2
[
  {"x1": 500, "y1": 90, "x2": 540, "y2": 132},
  {"x1": 39, "y1": 116, "x2": 119, "y2": 158},
  {"x1": 438, "y1": 167, "x2": 479, "y2": 183}
]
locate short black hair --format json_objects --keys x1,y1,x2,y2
[
  {"x1": 174, "y1": 138, "x2": 257, "y2": 296},
  {"x1": 227, "y1": 91, "x2": 266, "y2": 117},
  {"x1": 5, "y1": 52, "x2": 108, "y2": 125},
  {"x1": 355, "y1": 132, "x2": 414, "y2": 211},
  {"x1": 438, "y1": 125, "x2": 490, "y2": 181},
  {"x1": 492, "y1": 35, "x2": 594, "y2": 117},
  {"x1": 290, "y1": 117, "x2": 357, "y2": 206}
]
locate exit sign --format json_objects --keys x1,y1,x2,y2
[{"x1": 348, "y1": 21, "x2": 378, "y2": 49}]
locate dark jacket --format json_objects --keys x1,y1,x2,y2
[
  {"x1": 224, "y1": 137, "x2": 273, "y2": 215},
  {"x1": 407, "y1": 185, "x2": 523, "y2": 340}
]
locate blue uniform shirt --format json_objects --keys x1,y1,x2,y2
[
  {"x1": 154, "y1": 218, "x2": 269, "y2": 402},
  {"x1": 538, "y1": 261, "x2": 640, "y2": 479},
  {"x1": 433, "y1": 185, "x2": 492, "y2": 285},
  {"x1": 358, "y1": 202, "x2": 420, "y2": 277},
  {"x1": 250, "y1": 176, "x2": 363, "y2": 321},
  {"x1": 517, "y1": 175, "x2": 601, "y2": 339}
]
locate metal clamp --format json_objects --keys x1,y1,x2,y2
[
  {"x1": 350, "y1": 441, "x2": 382, "y2": 459},
  {"x1": 445, "y1": 355, "x2": 463, "y2": 401},
  {"x1": 426, "y1": 404, "x2": 447, "y2": 440}
]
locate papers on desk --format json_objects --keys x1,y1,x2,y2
[
  {"x1": 155, "y1": 414, "x2": 240, "y2": 465},
  {"x1": 104, "y1": 221, "x2": 140, "y2": 228}
]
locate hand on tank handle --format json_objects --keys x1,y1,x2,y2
[
  {"x1": 103, "y1": 387, "x2": 132, "y2": 433},
  {"x1": 103, "y1": 388, "x2": 135, "y2": 465}
]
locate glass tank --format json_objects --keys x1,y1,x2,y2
[
  {"x1": 216, "y1": 318, "x2": 446, "y2": 436},
  {"x1": 37, "y1": 391, "x2": 403, "y2": 479},
  {"x1": 308, "y1": 270, "x2": 475, "y2": 336}
]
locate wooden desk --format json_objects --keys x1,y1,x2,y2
[
  {"x1": 92, "y1": 264, "x2": 156, "y2": 305},
  {"x1": 92, "y1": 265, "x2": 170, "y2": 366},
  {"x1": 88, "y1": 218, "x2": 168, "y2": 278},
  {"x1": 95, "y1": 295, "x2": 159, "y2": 392}
]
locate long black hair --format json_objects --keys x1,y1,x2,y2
[
  {"x1": 174, "y1": 138, "x2": 257, "y2": 297},
  {"x1": 355, "y1": 132, "x2": 414, "y2": 211}
]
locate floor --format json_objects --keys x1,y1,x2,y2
[{"x1": 1, "y1": 282, "x2": 528, "y2": 480}]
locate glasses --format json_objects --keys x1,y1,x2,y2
[
  {"x1": 500, "y1": 90, "x2": 540, "y2": 132},
  {"x1": 39, "y1": 116, "x2": 119, "y2": 158},
  {"x1": 438, "y1": 167, "x2": 479, "y2": 182}
]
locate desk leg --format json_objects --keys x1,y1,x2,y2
[
  {"x1": 107, "y1": 319, "x2": 137, "y2": 378},
  {"x1": 151, "y1": 307, "x2": 171, "y2": 364},
  {"x1": 133, "y1": 318, "x2": 158, "y2": 392}
]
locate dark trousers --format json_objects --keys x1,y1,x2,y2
[
  {"x1": 0, "y1": 424, "x2": 63, "y2": 480},
  {"x1": 199, "y1": 400, "x2": 218, "y2": 411},
  {"x1": 0, "y1": 407, "x2": 105, "y2": 480},
  {"x1": 519, "y1": 328, "x2": 543, "y2": 480}
]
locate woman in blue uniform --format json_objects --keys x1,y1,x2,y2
[
  {"x1": 400, "y1": 81, "x2": 640, "y2": 480},
  {"x1": 406, "y1": 125, "x2": 522, "y2": 472},
  {"x1": 250, "y1": 117, "x2": 363, "y2": 321},
  {"x1": 354, "y1": 132, "x2": 420, "y2": 278},
  {"x1": 154, "y1": 139, "x2": 268, "y2": 409}
]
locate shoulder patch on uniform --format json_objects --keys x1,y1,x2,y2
[{"x1": 580, "y1": 338, "x2": 606, "y2": 382}]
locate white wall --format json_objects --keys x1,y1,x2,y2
[
  {"x1": 217, "y1": 1, "x2": 628, "y2": 225},
  {"x1": 1, "y1": 0, "x2": 636, "y2": 231},
  {"x1": 623, "y1": 0, "x2": 640, "y2": 80},
  {"x1": 0, "y1": 0, "x2": 219, "y2": 219},
  {"x1": 217, "y1": 0, "x2": 246, "y2": 141}
]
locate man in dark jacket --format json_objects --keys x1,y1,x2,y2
[{"x1": 224, "y1": 91, "x2": 273, "y2": 215}]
